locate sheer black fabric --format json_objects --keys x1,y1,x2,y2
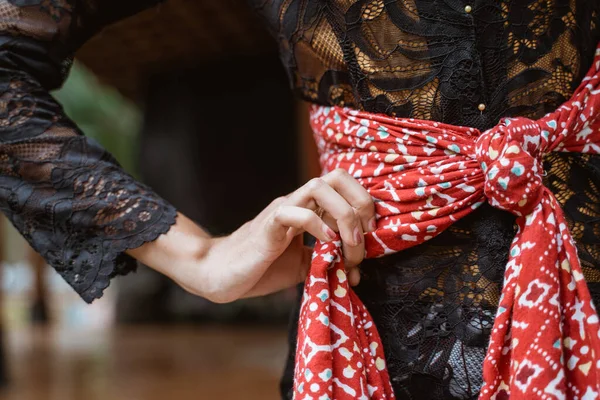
[
  {"x1": 0, "y1": 0, "x2": 176, "y2": 302},
  {"x1": 2, "y1": 0, "x2": 600, "y2": 398},
  {"x1": 246, "y1": 1, "x2": 600, "y2": 399},
  {"x1": 250, "y1": 0, "x2": 600, "y2": 131}
]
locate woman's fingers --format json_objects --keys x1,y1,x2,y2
[
  {"x1": 340, "y1": 222, "x2": 363, "y2": 269},
  {"x1": 321, "y1": 169, "x2": 377, "y2": 233},
  {"x1": 267, "y1": 205, "x2": 336, "y2": 243},
  {"x1": 262, "y1": 169, "x2": 376, "y2": 273},
  {"x1": 347, "y1": 267, "x2": 361, "y2": 287},
  {"x1": 287, "y1": 177, "x2": 363, "y2": 248}
]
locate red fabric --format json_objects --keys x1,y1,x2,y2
[{"x1": 294, "y1": 46, "x2": 600, "y2": 400}]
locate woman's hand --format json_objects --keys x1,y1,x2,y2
[{"x1": 129, "y1": 169, "x2": 376, "y2": 304}]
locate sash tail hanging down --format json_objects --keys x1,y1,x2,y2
[{"x1": 293, "y1": 44, "x2": 600, "y2": 400}]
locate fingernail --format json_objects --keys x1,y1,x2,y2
[
  {"x1": 368, "y1": 217, "x2": 377, "y2": 232},
  {"x1": 353, "y1": 227, "x2": 362, "y2": 245},
  {"x1": 323, "y1": 225, "x2": 336, "y2": 241}
]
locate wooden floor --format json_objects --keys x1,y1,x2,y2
[{"x1": 0, "y1": 325, "x2": 288, "y2": 400}]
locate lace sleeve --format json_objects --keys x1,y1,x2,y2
[{"x1": 0, "y1": 0, "x2": 177, "y2": 303}]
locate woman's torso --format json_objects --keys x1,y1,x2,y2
[
  {"x1": 246, "y1": 1, "x2": 600, "y2": 398},
  {"x1": 251, "y1": 0, "x2": 600, "y2": 129}
]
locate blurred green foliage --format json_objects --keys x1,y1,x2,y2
[{"x1": 52, "y1": 62, "x2": 141, "y2": 176}]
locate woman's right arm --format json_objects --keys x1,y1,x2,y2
[
  {"x1": 129, "y1": 169, "x2": 377, "y2": 304},
  {"x1": 0, "y1": 0, "x2": 376, "y2": 304},
  {"x1": 0, "y1": 0, "x2": 177, "y2": 302}
]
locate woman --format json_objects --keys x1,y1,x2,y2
[{"x1": 0, "y1": 1, "x2": 599, "y2": 399}]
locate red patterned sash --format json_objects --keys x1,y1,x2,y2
[{"x1": 294, "y1": 46, "x2": 600, "y2": 399}]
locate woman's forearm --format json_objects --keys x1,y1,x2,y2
[
  {"x1": 126, "y1": 212, "x2": 214, "y2": 295},
  {"x1": 125, "y1": 168, "x2": 374, "y2": 303},
  {"x1": 126, "y1": 212, "x2": 286, "y2": 303},
  {"x1": 125, "y1": 213, "x2": 287, "y2": 303}
]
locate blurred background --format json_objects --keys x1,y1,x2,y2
[{"x1": 0, "y1": 1, "x2": 321, "y2": 399}]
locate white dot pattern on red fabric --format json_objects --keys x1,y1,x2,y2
[{"x1": 293, "y1": 45, "x2": 600, "y2": 400}]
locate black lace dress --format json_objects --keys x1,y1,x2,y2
[{"x1": 1, "y1": 1, "x2": 600, "y2": 399}]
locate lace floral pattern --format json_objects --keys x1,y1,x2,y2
[
  {"x1": 0, "y1": 0, "x2": 176, "y2": 302},
  {"x1": 1, "y1": 0, "x2": 600, "y2": 396},
  {"x1": 250, "y1": 1, "x2": 600, "y2": 399},
  {"x1": 250, "y1": 0, "x2": 600, "y2": 129}
]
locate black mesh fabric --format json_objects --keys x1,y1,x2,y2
[
  {"x1": 0, "y1": 1, "x2": 600, "y2": 398},
  {"x1": 0, "y1": 0, "x2": 176, "y2": 302},
  {"x1": 246, "y1": 1, "x2": 600, "y2": 398}
]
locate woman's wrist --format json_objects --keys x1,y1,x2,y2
[
  {"x1": 126, "y1": 214, "x2": 268, "y2": 304},
  {"x1": 126, "y1": 212, "x2": 214, "y2": 292},
  {"x1": 196, "y1": 224, "x2": 271, "y2": 303}
]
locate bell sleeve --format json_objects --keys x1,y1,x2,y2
[{"x1": 0, "y1": 0, "x2": 177, "y2": 302}]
